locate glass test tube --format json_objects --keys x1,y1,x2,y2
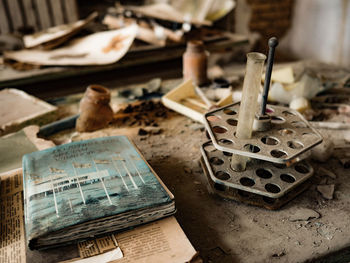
[{"x1": 231, "y1": 52, "x2": 266, "y2": 171}]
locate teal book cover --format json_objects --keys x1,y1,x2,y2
[{"x1": 23, "y1": 136, "x2": 175, "y2": 249}]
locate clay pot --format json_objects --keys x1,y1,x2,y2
[
  {"x1": 76, "y1": 85, "x2": 114, "y2": 132},
  {"x1": 183, "y1": 40, "x2": 208, "y2": 86}
]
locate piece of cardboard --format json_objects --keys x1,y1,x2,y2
[
  {"x1": 0, "y1": 125, "x2": 55, "y2": 176},
  {"x1": 162, "y1": 80, "x2": 232, "y2": 123},
  {"x1": 0, "y1": 89, "x2": 57, "y2": 136}
]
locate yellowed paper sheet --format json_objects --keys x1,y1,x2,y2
[
  {"x1": 112, "y1": 216, "x2": 197, "y2": 263},
  {"x1": 0, "y1": 171, "x2": 26, "y2": 263},
  {"x1": 78, "y1": 236, "x2": 118, "y2": 258},
  {"x1": 61, "y1": 248, "x2": 123, "y2": 263},
  {"x1": 5, "y1": 25, "x2": 138, "y2": 66},
  {"x1": 0, "y1": 89, "x2": 57, "y2": 136},
  {"x1": 23, "y1": 12, "x2": 98, "y2": 49}
]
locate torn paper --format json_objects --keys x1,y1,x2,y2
[
  {"x1": 5, "y1": 25, "x2": 138, "y2": 66},
  {"x1": 23, "y1": 12, "x2": 98, "y2": 49},
  {"x1": 112, "y1": 216, "x2": 197, "y2": 263},
  {"x1": 0, "y1": 171, "x2": 26, "y2": 263}
]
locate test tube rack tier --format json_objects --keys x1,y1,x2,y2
[{"x1": 200, "y1": 102, "x2": 323, "y2": 209}]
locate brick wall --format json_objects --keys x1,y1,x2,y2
[{"x1": 247, "y1": 0, "x2": 294, "y2": 51}]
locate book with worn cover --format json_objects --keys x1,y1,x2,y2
[{"x1": 22, "y1": 136, "x2": 175, "y2": 250}]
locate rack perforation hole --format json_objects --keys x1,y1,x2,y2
[
  {"x1": 279, "y1": 128, "x2": 295, "y2": 136},
  {"x1": 218, "y1": 139, "x2": 233, "y2": 145},
  {"x1": 210, "y1": 157, "x2": 224, "y2": 165},
  {"x1": 223, "y1": 108, "x2": 237, "y2": 115},
  {"x1": 280, "y1": 173, "x2": 296, "y2": 183},
  {"x1": 226, "y1": 118, "x2": 238, "y2": 126},
  {"x1": 282, "y1": 110, "x2": 296, "y2": 116},
  {"x1": 207, "y1": 115, "x2": 221, "y2": 122},
  {"x1": 261, "y1": 136, "x2": 279, "y2": 145},
  {"x1": 271, "y1": 116, "x2": 285, "y2": 124},
  {"x1": 287, "y1": 140, "x2": 304, "y2": 149},
  {"x1": 215, "y1": 171, "x2": 230, "y2": 180},
  {"x1": 294, "y1": 163, "x2": 310, "y2": 174},
  {"x1": 265, "y1": 183, "x2": 281, "y2": 193},
  {"x1": 271, "y1": 150, "x2": 288, "y2": 158},
  {"x1": 214, "y1": 183, "x2": 226, "y2": 191},
  {"x1": 240, "y1": 177, "x2": 255, "y2": 186},
  {"x1": 213, "y1": 126, "x2": 227, "y2": 134},
  {"x1": 256, "y1": 168, "x2": 273, "y2": 179},
  {"x1": 291, "y1": 121, "x2": 307, "y2": 128},
  {"x1": 244, "y1": 144, "x2": 260, "y2": 153},
  {"x1": 223, "y1": 151, "x2": 233, "y2": 156}
]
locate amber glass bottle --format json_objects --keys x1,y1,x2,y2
[{"x1": 183, "y1": 40, "x2": 208, "y2": 86}]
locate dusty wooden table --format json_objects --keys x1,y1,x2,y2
[{"x1": 44, "y1": 74, "x2": 350, "y2": 263}]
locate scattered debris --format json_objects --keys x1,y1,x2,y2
[
  {"x1": 115, "y1": 100, "x2": 171, "y2": 128},
  {"x1": 119, "y1": 78, "x2": 162, "y2": 100},
  {"x1": 208, "y1": 65, "x2": 225, "y2": 79},
  {"x1": 317, "y1": 224, "x2": 338, "y2": 240},
  {"x1": 313, "y1": 240, "x2": 322, "y2": 247},
  {"x1": 317, "y1": 184, "x2": 335, "y2": 200},
  {"x1": 272, "y1": 251, "x2": 285, "y2": 258},
  {"x1": 344, "y1": 131, "x2": 350, "y2": 143},
  {"x1": 188, "y1": 123, "x2": 205, "y2": 131},
  {"x1": 319, "y1": 178, "x2": 328, "y2": 185},
  {"x1": 311, "y1": 121, "x2": 350, "y2": 130},
  {"x1": 338, "y1": 105, "x2": 350, "y2": 114},
  {"x1": 269, "y1": 70, "x2": 324, "y2": 104},
  {"x1": 184, "y1": 167, "x2": 192, "y2": 174},
  {"x1": 138, "y1": 128, "x2": 148, "y2": 136},
  {"x1": 318, "y1": 167, "x2": 336, "y2": 179},
  {"x1": 264, "y1": 66, "x2": 295, "y2": 84},
  {"x1": 143, "y1": 126, "x2": 162, "y2": 135},
  {"x1": 289, "y1": 208, "x2": 320, "y2": 222},
  {"x1": 289, "y1": 97, "x2": 311, "y2": 113},
  {"x1": 311, "y1": 137, "x2": 334, "y2": 162},
  {"x1": 339, "y1": 158, "x2": 350, "y2": 168}
]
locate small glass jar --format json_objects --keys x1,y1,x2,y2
[{"x1": 183, "y1": 40, "x2": 208, "y2": 86}]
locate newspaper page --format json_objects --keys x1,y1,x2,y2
[
  {"x1": 0, "y1": 171, "x2": 26, "y2": 263},
  {"x1": 112, "y1": 216, "x2": 197, "y2": 263}
]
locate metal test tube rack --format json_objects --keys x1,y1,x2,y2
[{"x1": 200, "y1": 38, "x2": 323, "y2": 209}]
